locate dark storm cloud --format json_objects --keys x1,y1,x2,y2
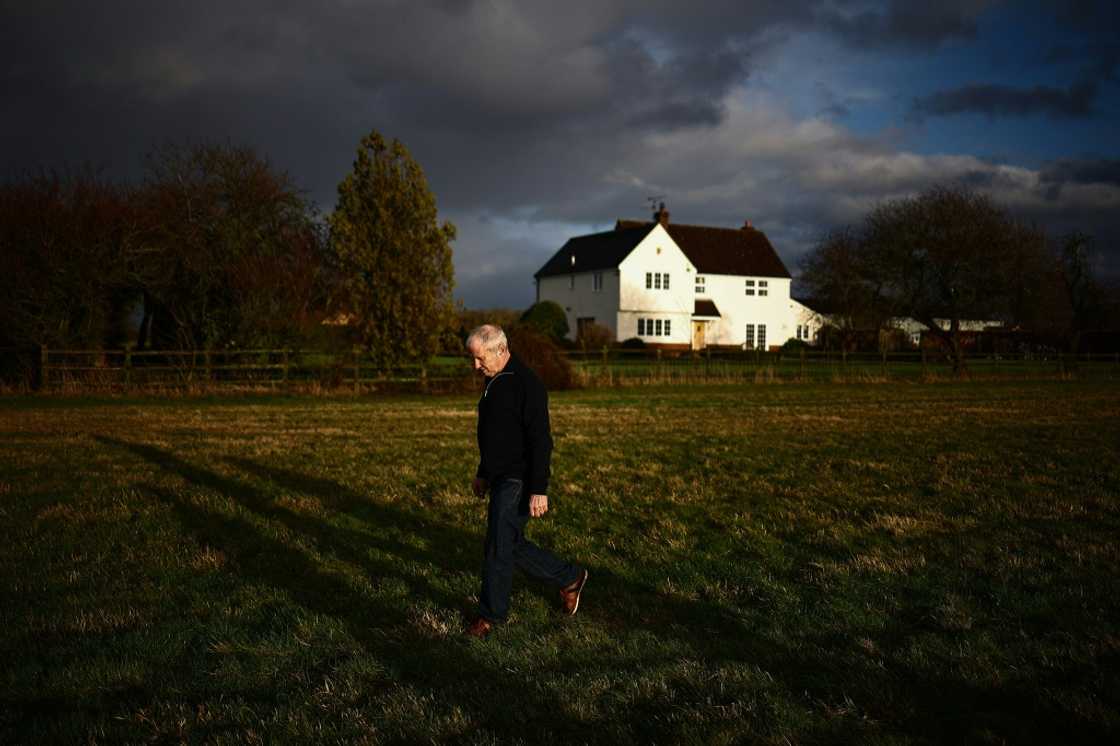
[
  {"x1": 911, "y1": 80, "x2": 1098, "y2": 120},
  {"x1": 3, "y1": 0, "x2": 1119, "y2": 302},
  {"x1": 1041, "y1": 158, "x2": 1120, "y2": 188},
  {"x1": 816, "y1": 0, "x2": 995, "y2": 49}
]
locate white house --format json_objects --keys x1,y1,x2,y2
[{"x1": 534, "y1": 204, "x2": 821, "y2": 350}]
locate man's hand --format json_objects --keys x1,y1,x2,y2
[
  {"x1": 529, "y1": 494, "x2": 548, "y2": 518},
  {"x1": 472, "y1": 477, "x2": 488, "y2": 498}
]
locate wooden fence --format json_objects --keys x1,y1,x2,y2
[
  {"x1": 31, "y1": 347, "x2": 474, "y2": 393},
  {"x1": 566, "y1": 346, "x2": 1120, "y2": 385},
  {"x1": 8, "y1": 345, "x2": 1120, "y2": 393}
]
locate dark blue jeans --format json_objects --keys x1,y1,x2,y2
[{"x1": 479, "y1": 478, "x2": 582, "y2": 623}]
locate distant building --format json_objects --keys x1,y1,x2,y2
[{"x1": 534, "y1": 204, "x2": 822, "y2": 350}]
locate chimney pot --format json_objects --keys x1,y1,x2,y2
[
  {"x1": 654, "y1": 201, "x2": 670, "y2": 226},
  {"x1": 742, "y1": 219, "x2": 753, "y2": 230}
]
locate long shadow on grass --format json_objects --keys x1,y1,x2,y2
[{"x1": 78, "y1": 436, "x2": 1109, "y2": 744}]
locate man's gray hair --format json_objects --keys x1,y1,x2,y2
[{"x1": 466, "y1": 324, "x2": 508, "y2": 353}]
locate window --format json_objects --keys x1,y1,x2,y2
[
  {"x1": 745, "y1": 279, "x2": 755, "y2": 296},
  {"x1": 654, "y1": 273, "x2": 662, "y2": 289},
  {"x1": 645, "y1": 272, "x2": 652, "y2": 289},
  {"x1": 638, "y1": 318, "x2": 645, "y2": 335},
  {"x1": 664, "y1": 319, "x2": 671, "y2": 336},
  {"x1": 695, "y1": 276, "x2": 705, "y2": 294},
  {"x1": 759, "y1": 280, "x2": 768, "y2": 297},
  {"x1": 593, "y1": 272, "x2": 603, "y2": 292},
  {"x1": 758, "y1": 324, "x2": 767, "y2": 350},
  {"x1": 745, "y1": 324, "x2": 755, "y2": 349},
  {"x1": 663, "y1": 273, "x2": 670, "y2": 290},
  {"x1": 655, "y1": 319, "x2": 663, "y2": 336},
  {"x1": 568, "y1": 275, "x2": 575, "y2": 290}
]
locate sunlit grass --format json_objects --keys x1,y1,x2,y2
[{"x1": 1, "y1": 380, "x2": 1118, "y2": 743}]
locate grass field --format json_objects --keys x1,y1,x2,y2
[{"x1": 2, "y1": 381, "x2": 1118, "y2": 744}]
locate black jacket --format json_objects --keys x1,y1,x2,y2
[{"x1": 476, "y1": 353, "x2": 553, "y2": 494}]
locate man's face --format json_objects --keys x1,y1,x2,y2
[{"x1": 468, "y1": 340, "x2": 504, "y2": 377}]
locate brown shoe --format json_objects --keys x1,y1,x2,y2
[
  {"x1": 559, "y1": 569, "x2": 589, "y2": 616},
  {"x1": 464, "y1": 616, "x2": 494, "y2": 639}
]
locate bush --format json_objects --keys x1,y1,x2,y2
[
  {"x1": 780, "y1": 338, "x2": 810, "y2": 353},
  {"x1": 520, "y1": 301, "x2": 569, "y2": 341},
  {"x1": 619, "y1": 337, "x2": 646, "y2": 349},
  {"x1": 507, "y1": 326, "x2": 574, "y2": 390},
  {"x1": 577, "y1": 322, "x2": 614, "y2": 351}
]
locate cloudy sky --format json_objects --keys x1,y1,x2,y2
[{"x1": 3, "y1": 0, "x2": 1119, "y2": 308}]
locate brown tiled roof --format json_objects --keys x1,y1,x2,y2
[
  {"x1": 615, "y1": 220, "x2": 791, "y2": 278},
  {"x1": 534, "y1": 219, "x2": 791, "y2": 279},
  {"x1": 694, "y1": 299, "x2": 721, "y2": 317}
]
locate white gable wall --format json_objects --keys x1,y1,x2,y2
[{"x1": 617, "y1": 224, "x2": 694, "y2": 345}]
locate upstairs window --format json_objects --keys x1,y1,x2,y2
[
  {"x1": 645, "y1": 272, "x2": 652, "y2": 289},
  {"x1": 695, "y1": 276, "x2": 706, "y2": 294},
  {"x1": 568, "y1": 275, "x2": 575, "y2": 290},
  {"x1": 663, "y1": 273, "x2": 670, "y2": 290},
  {"x1": 745, "y1": 279, "x2": 755, "y2": 296},
  {"x1": 593, "y1": 272, "x2": 603, "y2": 292},
  {"x1": 654, "y1": 273, "x2": 661, "y2": 289},
  {"x1": 758, "y1": 280, "x2": 768, "y2": 297}
]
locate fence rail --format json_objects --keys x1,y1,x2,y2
[
  {"x1": 3, "y1": 345, "x2": 1118, "y2": 393},
  {"x1": 27, "y1": 347, "x2": 474, "y2": 393},
  {"x1": 566, "y1": 346, "x2": 1120, "y2": 385}
]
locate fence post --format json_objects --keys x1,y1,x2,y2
[
  {"x1": 282, "y1": 349, "x2": 289, "y2": 386},
  {"x1": 420, "y1": 364, "x2": 427, "y2": 393},
  {"x1": 124, "y1": 345, "x2": 132, "y2": 392},
  {"x1": 921, "y1": 346, "x2": 927, "y2": 377},
  {"x1": 353, "y1": 347, "x2": 361, "y2": 394},
  {"x1": 880, "y1": 348, "x2": 887, "y2": 379},
  {"x1": 40, "y1": 345, "x2": 48, "y2": 392},
  {"x1": 800, "y1": 347, "x2": 806, "y2": 381},
  {"x1": 204, "y1": 349, "x2": 212, "y2": 384}
]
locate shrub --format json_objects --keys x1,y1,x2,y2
[
  {"x1": 519, "y1": 301, "x2": 569, "y2": 341},
  {"x1": 577, "y1": 322, "x2": 614, "y2": 351},
  {"x1": 619, "y1": 337, "x2": 646, "y2": 349},
  {"x1": 507, "y1": 326, "x2": 574, "y2": 390},
  {"x1": 780, "y1": 338, "x2": 810, "y2": 353}
]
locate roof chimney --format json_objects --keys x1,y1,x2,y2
[
  {"x1": 742, "y1": 219, "x2": 753, "y2": 230},
  {"x1": 654, "y1": 201, "x2": 670, "y2": 226}
]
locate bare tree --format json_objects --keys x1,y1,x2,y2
[
  {"x1": 0, "y1": 168, "x2": 137, "y2": 349},
  {"x1": 798, "y1": 226, "x2": 888, "y2": 352},
  {"x1": 862, "y1": 186, "x2": 1045, "y2": 374},
  {"x1": 137, "y1": 142, "x2": 328, "y2": 350}
]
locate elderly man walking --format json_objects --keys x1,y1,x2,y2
[{"x1": 463, "y1": 324, "x2": 588, "y2": 639}]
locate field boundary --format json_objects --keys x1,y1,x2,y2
[{"x1": 2, "y1": 345, "x2": 1117, "y2": 394}]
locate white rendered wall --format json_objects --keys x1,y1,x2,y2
[
  {"x1": 617, "y1": 225, "x2": 695, "y2": 345},
  {"x1": 694, "y1": 274, "x2": 794, "y2": 348},
  {"x1": 790, "y1": 298, "x2": 824, "y2": 344},
  {"x1": 537, "y1": 269, "x2": 621, "y2": 340}
]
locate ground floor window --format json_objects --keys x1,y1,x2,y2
[
  {"x1": 745, "y1": 323, "x2": 767, "y2": 349},
  {"x1": 638, "y1": 318, "x2": 672, "y2": 337}
]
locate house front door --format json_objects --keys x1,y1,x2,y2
[{"x1": 692, "y1": 321, "x2": 706, "y2": 350}]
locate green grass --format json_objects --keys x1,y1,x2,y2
[{"x1": 2, "y1": 381, "x2": 1118, "y2": 743}]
